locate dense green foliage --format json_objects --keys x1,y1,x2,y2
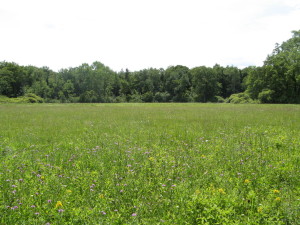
[
  {"x1": 0, "y1": 30, "x2": 299, "y2": 103},
  {"x1": 1, "y1": 104, "x2": 299, "y2": 224},
  {"x1": 245, "y1": 30, "x2": 300, "y2": 103}
]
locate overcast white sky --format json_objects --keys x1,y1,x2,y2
[{"x1": 1, "y1": 0, "x2": 300, "y2": 72}]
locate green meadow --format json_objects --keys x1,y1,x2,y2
[{"x1": 1, "y1": 103, "x2": 300, "y2": 224}]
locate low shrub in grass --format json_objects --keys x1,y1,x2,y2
[
  {"x1": 226, "y1": 92, "x2": 258, "y2": 104},
  {"x1": 0, "y1": 94, "x2": 44, "y2": 103}
]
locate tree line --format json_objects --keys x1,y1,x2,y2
[{"x1": 1, "y1": 30, "x2": 299, "y2": 104}]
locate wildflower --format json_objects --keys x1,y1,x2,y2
[
  {"x1": 47, "y1": 200, "x2": 52, "y2": 203},
  {"x1": 99, "y1": 194, "x2": 104, "y2": 199},
  {"x1": 257, "y1": 207, "x2": 263, "y2": 213},
  {"x1": 66, "y1": 190, "x2": 72, "y2": 193},
  {"x1": 35, "y1": 212, "x2": 40, "y2": 215},
  {"x1": 58, "y1": 209, "x2": 65, "y2": 213},
  {"x1": 132, "y1": 213, "x2": 137, "y2": 216},
  {"x1": 101, "y1": 211, "x2": 106, "y2": 215},
  {"x1": 162, "y1": 184, "x2": 166, "y2": 187},
  {"x1": 148, "y1": 157, "x2": 155, "y2": 161},
  {"x1": 195, "y1": 189, "x2": 201, "y2": 195},
  {"x1": 244, "y1": 179, "x2": 251, "y2": 184},
  {"x1": 31, "y1": 205, "x2": 36, "y2": 208},
  {"x1": 275, "y1": 197, "x2": 281, "y2": 201},
  {"x1": 273, "y1": 189, "x2": 280, "y2": 194},
  {"x1": 55, "y1": 201, "x2": 63, "y2": 208},
  {"x1": 218, "y1": 188, "x2": 226, "y2": 194}
]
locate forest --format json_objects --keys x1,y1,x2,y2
[{"x1": 0, "y1": 30, "x2": 299, "y2": 104}]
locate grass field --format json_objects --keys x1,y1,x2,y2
[{"x1": 1, "y1": 103, "x2": 300, "y2": 224}]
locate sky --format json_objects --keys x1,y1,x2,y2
[{"x1": 1, "y1": 0, "x2": 300, "y2": 72}]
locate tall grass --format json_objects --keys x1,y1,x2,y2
[{"x1": 0, "y1": 103, "x2": 299, "y2": 224}]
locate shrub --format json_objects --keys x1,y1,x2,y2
[
  {"x1": 23, "y1": 93, "x2": 44, "y2": 103},
  {"x1": 0, "y1": 94, "x2": 44, "y2": 103},
  {"x1": 258, "y1": 89, "x2": 274, "y2": 103},
  {"x1": 215, "y1": 96, "x2": 225, "y2": 103},
  {"x1": 227, "y1": 92, "x2": 256, "y2": 104},
  {"x1": 154, "y1": 92, "x2": 170, "y2": 102}
]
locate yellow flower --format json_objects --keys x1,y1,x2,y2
[
  {"x1": 275, "y1": 197, "x2": 281, "y2": 201},
  {"x1": 273, "y1": 189, "x2": 280, "y2": 194},
  {"x1": 99, "y1": 194, "x2": 105, "y2": 199},
  {"x1": 257, "y1": 207, "x2": 263, "y2": 213},
  {"x1": 41, "y1": 176, "x2": 45, "y2": 180},
  {"x1": 218, "y1": 188, "x2": 225, "y2": 194},
  {"x1": 66, "y1": 190, "x2": 72, "y2": 193},
  {"x1": 55, "y1": 201, "x2": 63, "y2": 208},
  {"x1": 244, "y1": 179, "x2": 251, "y2": 184},
  {"x1": 195, "y1": 189, "x2": 201, "y2": 195},
  {"x1": 148, "y1": 157, "x2": 155, "y2": 161}
]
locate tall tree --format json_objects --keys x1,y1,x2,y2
[
  {"x1": 191, "y1": 66, "x2": 220, "y2": 102},
  {"x1": 246, "y1": 30, "x2": 300, "y2": 103}
]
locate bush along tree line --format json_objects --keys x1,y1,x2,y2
[{"x1": 1, "y1": 30, "x2": 299, "y2": 103}]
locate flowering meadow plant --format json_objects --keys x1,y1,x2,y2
[{"x1": 0, "y1": 103, "x2": 299, "y2": 224}]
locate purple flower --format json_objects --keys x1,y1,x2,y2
[
  {"x1": 35, "y1": 212, "x2": 40, "y2": 215},
  {"x1": 47, "y1": 200, "x2": 52, "y2": 203},
  {"x1": 18, "y1": 179, "x2": 23, "y2": 182},
  {"x1": 12, "y1": 185, "x2": 17, "y2": 188},
  {"x1": 31, "y1": 205, "x2": 36, "y2": 208},
  {"x1": 11, "y1": 206, "x2": 18, "y2": 210},
  {"x1": 58, "y1": 209, "x2": 65, "y2": 213},
  {"x1": 102, "y1": 211, "x2": 106, "y2": 215},
  {"x1": 132, "y1": 213, "x2": 137, "y2": 216},
  {"x1": 162, "y1": 184, "x2": 166, "y2": 187}
]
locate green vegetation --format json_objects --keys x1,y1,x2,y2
[
  {"x1": 1, "y1": 103, "x2": 300, "y2": 224},
  {"x1": 0, "y1": 94, "x2": 44, "y2": 103},
  {"x1": 1, "y1": 30, "x2": 300, "y2": 104}
]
